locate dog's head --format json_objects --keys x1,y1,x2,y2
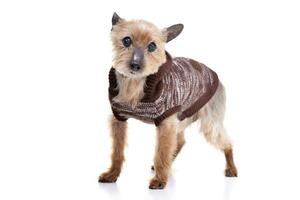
[{"x1": 110, "y1": 12, "x2": 183, "y2": 78}]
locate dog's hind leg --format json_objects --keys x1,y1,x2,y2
[
  {"x1": 201, "y1": 122, "x2": 237, "y2": 177},
  {"x1": 200, "y1": 82, "x2": 238, "y2": 177},
  {"x1": 98, "y1": 115, "x2": 127, "y2": 183},
  {"x1": 173, "y1": 131, "x2": 186, "y2": 160}
]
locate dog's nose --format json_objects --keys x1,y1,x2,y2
[
  {"x1": 130, "y1": 47, "x2": 144, "y2": 72},
  {"x1": 130, "y1": 62, "x2": 141, "y2": 71}
]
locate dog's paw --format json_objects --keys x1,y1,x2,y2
[
  {"x1": 149, "y1": 178, "x2": 166, "y2": 189},
  {"x1": 98, "y1": 171, "x2": 119, "y2": 183},
  {"x1": 225, "y1": 167, "x2": 238, "y2": 177}
]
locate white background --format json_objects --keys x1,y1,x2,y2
[{"x1": 1, "y1": 0, "x2": 300, "y2": 199}]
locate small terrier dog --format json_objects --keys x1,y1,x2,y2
[{"x1": 99, "y1": 13, "x2": 238, "y2": 189}]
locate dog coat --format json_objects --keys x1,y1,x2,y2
[{"x1": 108, "y1": 52, "x2": 219, "y2": 126}]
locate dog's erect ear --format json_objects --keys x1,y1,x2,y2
[
  {"x1": 112, "y1": 12, "x2": 122, "y2": 26},
  {"x1": 163, "y1": 24, "x2": 184, "y2": 42}
]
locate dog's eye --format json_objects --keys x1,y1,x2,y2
[
  {"x1": 148, "y1": 42, "x2": 157, "y2": 52},
  {"x1": 122, "y1": 36, "x2": 132, "y2": 47}
]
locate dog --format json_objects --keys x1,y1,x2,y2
[{"x1": 99, "y1": 12, "x2": 238, "y2": 189}]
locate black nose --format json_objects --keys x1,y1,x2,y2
[{"x1": 130, "y1": 62, "x2": 141, "y2": 71}]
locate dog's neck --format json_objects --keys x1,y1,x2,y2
[{"x1": 113, "y1": 72, "x2": 146, "y2": 108}]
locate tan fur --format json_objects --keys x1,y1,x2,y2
[
  {"x1": 201, "y1": 122, "x2": 232, "y2": 150},
  {"x1": 110, "y1": 20, "x2": 168, "y2": 107},
  {"x1": 150, "y1": 115, "x2": 178, "y2": 189},
  {"x1": 100, "y1": 15, "x2": 237, "y2": 189},
  {"x1": 148, "y1": 83, "x2": 237, "y2": 188},
  {"x1": 111, "y1": 20, "x2": 167, "y2": 78},
  {"x1": 224, "y1": 148, "x2": 238, "y2": 177},
  {"x1": 151, "y1": 131, "x2": 185, "y2": 171},
  {"x1": 173, "y1": 131, "x2": 185, "y2": 160},
  {"x1": 98, "y1": 115, "x2": 127, "y2": 183},
  {"x1": 114, "y1": 73, "x2": 145, "y2": 107}
]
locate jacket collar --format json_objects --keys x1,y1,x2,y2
[{"x1": 141, "y1": 51, "x2": 172, "y2": 102}]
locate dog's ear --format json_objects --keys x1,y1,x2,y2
[
  {"x1": 163, "y1": 24, "x2": 184, "y2": 42},
  {"x1": 112, "y1": 12, "x2": 123, "y2": 26}
]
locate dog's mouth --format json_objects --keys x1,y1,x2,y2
[
  {"x1": 115, "y1": 67, "x2": 146, "y2": 79},
  {"x1": 128, "y1": 70, "x2": 143, "y2": 78}
]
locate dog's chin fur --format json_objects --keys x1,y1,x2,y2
[
  {"x1": 114, "y1": 66, "x2": 151, "y2": 79},
  {"x1": 112, "y1": 56, "x2": 166, "y2": 108},
  {"x1": 113, "y1": 70, "x2": 146, "y2": 108}
]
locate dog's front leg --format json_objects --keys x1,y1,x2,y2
[
  {"x1": 99, "y1": 115, "x2": 127, "y2": 183},
  {"x1": 149, "y1": 115, "x2": 177, "y2": 189}
]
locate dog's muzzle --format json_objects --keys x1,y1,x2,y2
[{"x1": 130, "y1": 48, "x2": 144, "y2": 72}]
